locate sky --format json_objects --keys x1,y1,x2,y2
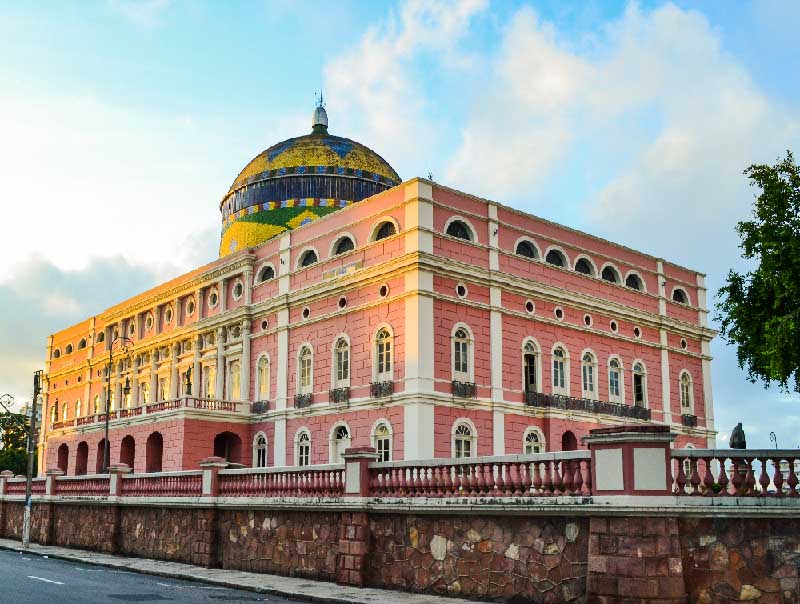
[{"x1": 1, "y1": 0, "x2": 798, "y2": 447}]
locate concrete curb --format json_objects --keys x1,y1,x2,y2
[{"x1": 0, "y1": 539, "x2": 472, "y2": 604}]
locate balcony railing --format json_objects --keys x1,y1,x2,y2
[
  {"x1": 294, "y1": 393, "x2": 313, "y2": 408},
  {"x1": 681, "y1": 413, "x2": 698, "y2": 427},
  {"x1": 329, "y1": 387, "x2": 350, "y2": 405},
  {"x1": 451, "y1": 381, "x2": 477, "y2": 398},
  {"x1": 524, "y1": 391, "x2": 652, "y2": 421},
  {"x1": 251, "y1": 400, "x2": 269, "y2": 414},
  {"x1": 370, "y1": 381, "x2": 393, "y2": 398}
]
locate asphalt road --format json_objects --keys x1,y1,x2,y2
[{"x1": 0, "y1": 549, "x2": 297, "y2": 604}]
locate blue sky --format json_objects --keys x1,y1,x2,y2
[{"x1": 1, "y1": 0, "x2": 798, "y2": 447}]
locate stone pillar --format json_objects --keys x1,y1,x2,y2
[
  {"x1": 0, "y1": 470, "x2": 12, "y2": 538},
  {"x1": 45, "y1": 468, "x2": 64, "y2": 496},
  {"x1": 336, "y1": 511, "x2": 370, "y2": 587},
  {"x1": 200, "y1": 456, "x2": 227, "y2": 497},
  {"x1": 170, "y1": 342, "x2": 179, "y2": 399},
  {"x1": 215, "y1": 328, "x2": 225, "y2": 399},
  {"x1": 584, "y1": 425, "x2": 675, "y2": 496},
  {"x1": 107, "y1": 464, "x2": 131, "y2": 554},
  {"x1": 241, "y1": 320, "x2": 251, "y2": 402},
  {"x1": 341, "y1": 447, "x2": 379, "y2": 497}
]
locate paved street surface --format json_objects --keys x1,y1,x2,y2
[
  {"x1": 0, "y1": 538, "x2": 472, "y2": 604},
  {"x1": 0, "y1": 548, "x2": 289, "y2": 604}
]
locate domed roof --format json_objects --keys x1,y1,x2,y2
[{"x1": 219, "y1": 104, "x2": 400, "y2": 257}]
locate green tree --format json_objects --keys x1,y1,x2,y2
[
  {"x1": 716, "y1": 151, "x2": 800, "y2": 392},
  {"x1": 0, "y1": 413, "x2": 30, "y2": 475}
]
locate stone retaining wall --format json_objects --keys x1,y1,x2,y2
[{"x1": 1, "y1": 498, "x2": 798, "y2": 604}]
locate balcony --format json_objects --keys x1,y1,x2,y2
[
  {"x1": 294, "y1": 393, "x2": 313, "y2": 408},
  {"x1": 524, "y1": 391, "x2": 652, "y2": 421},
  {"x1": 451, "y1": 381, "x2": 477, "y2": 399},
  {"x1": 329, "y1": 387, "x2": 350, "y2": 405},
  {"x1": 681, "y1": 413, "x2": 698, "y2": 428},
  {"x1": 370, "y1": 381, "x2": 394, "y2": 398}
]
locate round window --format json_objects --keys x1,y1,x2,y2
[
  {"x1": 379, "y1": 284, "x2": 389, "y2": 298},
  {"x1": 261, "y1": 320, "x2": 269, "y2": 331},
  {"x1": 338, "y1": 297, "x2": 347, "y2": 309},
  {"x1": 187, "y1": 299, "x2": 195, "y2": 316},
  {"x1": 525, "y1": 300, "x2": 535, "y2": 314},
  {"x1": 554, "y1": 307, "x2": 564, "y2": 321},
  {"x1": 209, "y1": 291, "x2": 219, "y2": 308},
  {"x1": 145, "y1": 314, "x2": 153, "y2": 330},
  {"x1": 583, "y1": 314, "x2": 592, "y2": 327},
  {"x1": 633, "y1": 326, "x2": 642, "y2": 339},
  {"x1": 302, "y1": 307, "x2": 310, "y2": 320},
  {"x1": 681, "y1": 338, "x2": 687, "y2": 350},
  {"x1": 164, "y1": 307, "x2": 173, "y2": 324},
  {"x1": 610, "y1": 320, "x2": 618, "y2": 333},
  {"x1": 233, "y1": 281, "x2": 244, "y2": 300},
  {"x1": 456, "y1": 283, "x2": 467, "y2": 298}
]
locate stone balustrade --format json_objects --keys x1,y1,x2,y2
[{"x1": 218, "y1": 465, "x2": 345, "y2": 498}]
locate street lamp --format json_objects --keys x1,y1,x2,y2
[{"x1": 103, "y1": 335, "x2": 133, "y2": 473}]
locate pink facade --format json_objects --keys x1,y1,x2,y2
[{"x1": 41, "y1": 179, "x2": 716, "y2": 475}]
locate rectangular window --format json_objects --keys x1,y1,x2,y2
[
  {"x1": 300, "y1": 357, "x2": 312, "y2": 391},
  {"x1": 378, "y1": 340, "x2": 391, "y2": 376},
  {"x1": 609, "y1": 371, "x2": 620, "y2": 398},
  {"x1": 337, "y1": 348, "x2": 349, "y2": 383},
  {"x1": 298, "y1": 443, "x2": 310, "y2": 466},
  {"x1": 524, "y1": 355, "x2": 537, "y2": 393},
  {"x1": 582, "y1": 365, "x2": 594, "y2": 396},
  {"x1": 553, "y1": 359, "x2": 565, "y2": 389},
  {"x1": 455, "y1": 438, "x2": 471, "y2": 459},
  {"x1": 377, "y1": 438, "x2": 390, "y2": 462},
  {"x1": 634, "y1": 374, "x2": 645, "y2": 407}
]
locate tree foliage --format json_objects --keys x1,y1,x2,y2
[
  {"x1": 0, "y1": 413, "x2": 31, "y2": 475},
  {"x1": 716, "y1": 151, "x2": 800, "y2": 392}
]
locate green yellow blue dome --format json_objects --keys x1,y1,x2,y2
[{"x1": 219, "y1": 106, "x2": 400, "y2": 256}]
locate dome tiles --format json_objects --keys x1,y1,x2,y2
[{"x1": 220, "y1": 106, "x2": 400, "y2": 257}]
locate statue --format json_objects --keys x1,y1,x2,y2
[{"x1": 729, "y1": 422, "x2": 747, "y2": 449}]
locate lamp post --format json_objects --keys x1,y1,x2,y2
[{"x1": 103, "y1": 335, "x2": 133, "y2": 473}]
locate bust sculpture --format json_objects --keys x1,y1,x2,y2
[{"x1": 729, "y1": 422, "x2": 747, "y2": 449}]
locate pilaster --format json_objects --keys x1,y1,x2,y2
[
  {"x1": 215, "y1": 328, "x2": 225, "y2": 399},
  {"x1": 241, "y1": 320, "x2": 251, "y2": 402}
]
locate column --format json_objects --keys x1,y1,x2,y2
[
  {"x1": 274, "y1": 308, "x2": 289, "y2": 466},
  {"x1": 244, "y1": 267, "x2": 254, "y2": 305},
  {"x1": 130, "y1": 359, "x2": 139, "y2": 406},
  {"x1": 215, "y1": 328, "x2": 225, "y2": 399},
  {"x1": 656, "y1": 260, "x2": 667, "y2": 317},
  {"x1": 218, "y1": 279, "x2": 227, "y2": 313},
  {"x1": 660, "y1": 329, "x2": 672, "y2": 426},
  {"x1": 149, "y1": 353, "x2": 158, "y2": 404},
  {"x1": 114, "y1": 362, "x2": 122, "y2": 411},
  {"x1": 170, "y1": 342, "x2": 179, "y2": 399},
  {"x1": 241, "y1": 320, "x2": 251, "y2": 401},
  {"x1": 701, "y1": 339, "x2": 715, "y2": 445},
  {"x1": 490, "y1": 286, "x2": 505, "y2": 456},
  {"x1": 193, "y1": 335, "x2": 202, "y2": 398}
]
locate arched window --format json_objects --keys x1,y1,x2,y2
[
  {"x1": 97, "y1": 332, "x2": 105, "y2": 343},
  {"x1": 609, "y1": 358, "x2": 623, "y2": 403},
  {"x1": 334, "y1": 337, "x2": 350, "y2": 387},
  {"x1": 373, "y1": 421, "x2": 392, "y2": 462},
  {"x1": 375, "y1": 328, "x2": 393, "y2": 381},
  {"x1": 62, "y1": 403, "x2": 69, "y2": 421},
  {"x1": 257, "y1": 356, "x2": 270, "y2": 400},
  {"x1": 601, "y1": 265, "x2": 621, "y2": 284},
  {"x1": 523, "y1": 427, "x2": 546, "y2": 454},
  {"x1": 333, "y1": 236, "x2": 355, "y2": 255},
  {"x1": 552, "y1": 347, "x2": 568, "y2": 395},
  {"x1": 146, "y1": 432, "x2": 163, "y2": 473},
  {"x1": 75, "y1": 399, "x2": 82, "y2": 417},
  {"x1": 253, "y1": 433, "x2": 268, "y2": 468},
  {"x1": 65, "y1": 344, "x2": 73, "y2": 355},
  {"x1": 672, "y1": 288, "x2": 689, "y2": 304},
  {"x1": 452, "y1": 327, "x2": 471, "y2": 381},
  {"x1": 257, "y1": 265, "x2": 275, "y2": 283},
  {"x1": 545, "y1": 249, "x2": 566, "y2": 268},
  {"x1": 633, "y1": 362, "x2": 647, "y2": 407},
  {"x1": 625, "y1": 273, "x2": 643, "y2": 291},
  {"x1": 331, "y1": 424, "x2": 351, "y2": 464},
  {"x1": 453, "y1": 421, "x2": 476, "y2": 458},
  {"x1": 298, "y1": 346, "x2": 313, "y2": 394},
  {"x1": 296, "y1": 429, "x2": 311, "y2": 466},
  {"x1": 57, "y1": 444, "x2": 69, "y2": 473},
  {"x1": 50, "y1": 402, "x2": 58, "y2": 424},
  {"x1": 575, "y1": 258, "x2": 595, "y2": 276},
  {"x1": 373, "y1": 221, "x2": 397, "y2": 241},
  {"x1": 515, "y1": 240, "x2": 538, "y2": 259},
  {"x1": 78, "y1": 338, "x2": 87, "y2": 350},
  {"x1": 680, "y1": 372, "x2": 693, "y2": 411},
  {"x1": 446, "y1": 219, "x2": 472, "y2": 241},
  {"x1": 228, "y1": 360, "x2": 241, "y2": 400},
  {"x1": 299, "y1": 249, "x2": 318, "y2": 268},
  {"x1": 581, "y1": 353, "x2": 597, "y2": 399},
  {"x1": 93, "y1": 394, "x2": 100, "y2": 415},
  {"x1": 523, "y1": 341, "x2": 538, "y2": 394},
  {"x1": 52, "y1": 348, "x2": 61, "y2": 359}
]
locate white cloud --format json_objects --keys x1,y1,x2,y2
[{"x1": 323, "y1": 0, "x2": 488, "y2": 175}]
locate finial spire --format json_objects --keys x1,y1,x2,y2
[{"x1": 312, "y1": 90, "x2": 328, "y2": 134}]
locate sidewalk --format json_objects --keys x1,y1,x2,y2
[{"x1": 0, "y1": 538, "x2": 472, "y2": 604}]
